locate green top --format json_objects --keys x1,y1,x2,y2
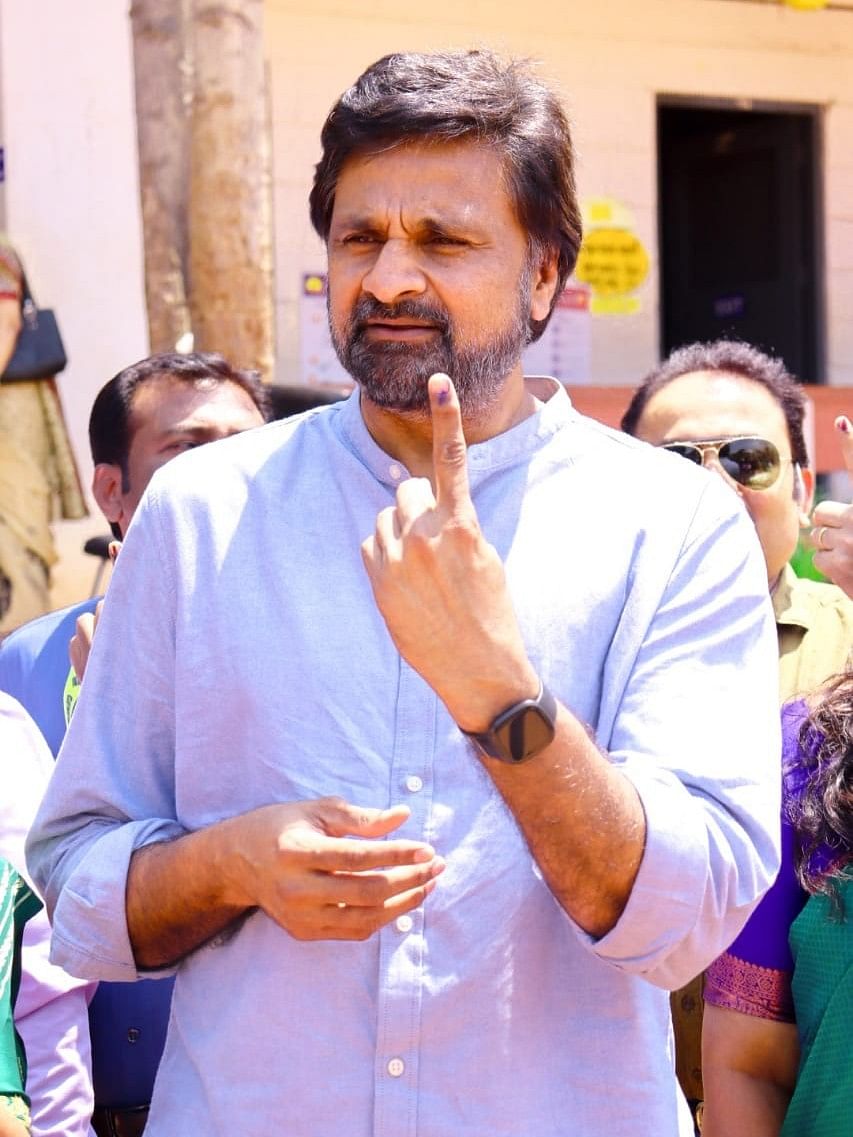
[
  {"x1": 0, "y1": 857, "x2": 41, "y2": 1101},
  {"x1": 783, "y1": 877, "x2": 853, "y2": 1136}
]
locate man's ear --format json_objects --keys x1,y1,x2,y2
[
  {"x1": 795, "y1": 464, "x2": 815, "y2": 526},
  {"x1": 92, "y1": 464, "x2": 126, "y2": 530},
  {"x1": 529, "y1": 248, "x2": 561, "y2": 324}
]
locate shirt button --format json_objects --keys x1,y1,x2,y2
[
  {"x1": 396, "y1": 914, "x2": 413, "y2": 933},
  {"x1": 405, "y1": 775, "x2": 423, "y2": 793},
  {"x1": 389, "y1": 463, "x2": 403, "y2": 480},
  {"x1": 387, "y1": 1057, "x2": 405, "y2": 1077}
]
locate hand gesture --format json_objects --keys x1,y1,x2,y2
[
  {"x1": 810, "y1": 416, "x2": 853, "y2": 599},
  {"x1": 228, "y1": 798, "x2": 444, "y2": 942},
  {"x1": 68, "y1": 543, "x2": 119, "y2": 681},
  {"x1": 361, "y1": 373, "x2": 538, "y2": 732},
  {"x1": 69, "y1": 599, "x2": 105, "y2": 682}
]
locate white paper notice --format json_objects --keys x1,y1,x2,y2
[{"x1": 522, "y1": 285, "x2": 592, "y2": 384}]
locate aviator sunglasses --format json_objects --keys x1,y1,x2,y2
[{"x1": 661, "y1": 436, "x2": 790, "y2": 491}]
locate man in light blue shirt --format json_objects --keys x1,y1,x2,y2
[{"x1": 29, "y1": 50, "x2": 781, "y2": 1137}]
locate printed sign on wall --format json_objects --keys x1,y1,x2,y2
[
  {"x1": 522, "y1": 285, "x2": 592, "y2": 383},
  {"x1": 299, "y1": 273, "x2": 348, "y2": 386},
  {"x1": 574, "y1": 198, "x2": 649, "y2": 316}
]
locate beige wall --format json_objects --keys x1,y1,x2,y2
[{"x1": 265, "y1": 0, "x2": 853, "y2": 384}]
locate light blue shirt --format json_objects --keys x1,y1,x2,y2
[
  {"x1": 28, "y1": 381, "x2": 781, "y2": 1137},
  {"x1": 0, "y1": 598, "x2": 97, "y2": 758}
]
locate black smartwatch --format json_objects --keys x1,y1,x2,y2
[{"x1": 462, "y1": 681, "x2": 557, "y2": 764}]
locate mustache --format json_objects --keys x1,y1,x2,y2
[{"x1": 349, "y1": 296, "x2": 451, "y2": 336}]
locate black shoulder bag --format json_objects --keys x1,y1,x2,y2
[{"x1": 1, "y1": 270, "x2": 67, "y2": 382}]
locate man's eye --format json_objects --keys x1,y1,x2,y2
[
  {"x1": 427, "y1": 235, "x2": 465, "y2": 247},
  {"x1": 342, "y1": 234, "x2": 379, "y2": 245}
]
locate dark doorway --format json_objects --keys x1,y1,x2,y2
[{"x1": 657, "y1": 101, "x2": 822, "y2": 382}]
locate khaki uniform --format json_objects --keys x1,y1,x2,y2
[{"x1": 774, "y1": 564, "x2": 853, "y2": 702}]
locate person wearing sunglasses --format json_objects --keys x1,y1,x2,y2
[
  {"x1": 622, "y1": 339, "x2": 853, "y2": 1131},
  {"x1": 623, "y1": 339, "x2": 853, "y2": 706}
]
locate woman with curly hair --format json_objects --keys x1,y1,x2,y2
[{"x1": 701, "y1": 675, "x2": 853, "y2": 1136}]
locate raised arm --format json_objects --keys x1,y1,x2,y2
[
  {"x1": 810, "y1": 415, "x2": 853, "y2": 598},
  {"x1": 362, "y1": 373, "x2": 779, "y2": 965},
  {"x1": 361, "y1": 375, "x2": 642, "y2": 934}
]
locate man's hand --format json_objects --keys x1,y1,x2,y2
[
  {"x1": 223, "y1": 798, "x2": 444, "y2": 941},
  {"x1": 68, "y1": 599, "x2": 104, "y2": 682},
  {"x1": 68, "y1": 543, "x2": 120, "y2": 682},
  {"x1": 128, "y1": 797, "x2": 444, "y2": 965},
  {"x1": 361, "y1": 373, "x2": 538, "y2": 731},
  {"x1": 810, "y1": 415, "x2": 853, "y2": 599}
]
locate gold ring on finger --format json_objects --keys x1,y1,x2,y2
[{"x1": 816, "y1": 526, "x2": 829, "y2": 551}]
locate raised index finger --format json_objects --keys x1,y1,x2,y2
[
  {"x1": 836, "y1": 416, "x2": 853, "y2": 488},
  {"x1": 429, "y1": 372, "x2": 472, "y2": 517}
]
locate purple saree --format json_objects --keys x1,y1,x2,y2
[{"x1": 704, "y1": 701, "x2": 809, "y2": 1022}]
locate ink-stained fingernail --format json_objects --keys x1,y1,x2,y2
[
  {"x1": 430, "y1": 373, "x2": 451, "y2": 405},
  {"x1": 837, "y1": 415, "x2": 851, "y2": 434}
]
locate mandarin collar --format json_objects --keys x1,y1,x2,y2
[{"x1": 336, "y1": 377, "x2": 572, "y2": 490}]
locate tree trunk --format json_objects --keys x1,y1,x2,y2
[
  {"x1": 129, "y1": 0, "x2": 192, "y2": 352},
  {"x1": 187, "y1": 0, "x2": 274, "y2": 378}
]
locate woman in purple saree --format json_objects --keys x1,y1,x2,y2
[{"x1": 702, "y1": 681, "x2": 853, "y2": 1136}]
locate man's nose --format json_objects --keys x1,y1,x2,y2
[{"x1": 361, "y1": 239, "x2": 427, "y2": 305}]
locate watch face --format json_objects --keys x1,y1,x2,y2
[{"x1": 496, "y1": 705, "x2": 555, "y2": 763}]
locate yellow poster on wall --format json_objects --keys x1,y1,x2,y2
[{"x1": 574, "y1": 198, "x2": 649, "y2": 316}]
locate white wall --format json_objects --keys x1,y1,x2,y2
[{"x1": 0, "y1": 0, "x2": 147, "y2": 602}]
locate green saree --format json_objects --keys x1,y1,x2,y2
[{"x1": 783, "y1": 877, "x2": 853, "y2": 1136}]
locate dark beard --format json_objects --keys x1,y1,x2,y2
[{"x1": 328, "y1": 274, "x2": 532, "y2": 417}]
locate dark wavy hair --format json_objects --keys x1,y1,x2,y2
[
  {"x1": 788, "y1": 673, "x2": 853, "y2": 909},
  {"x1": 309, "y1": 49, "x2": 582, "y2": 342},
  {"x1": 621, "y1": 340, "x2": 809, "y2": 468}
]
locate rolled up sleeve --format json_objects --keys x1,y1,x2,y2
[
  {"x1": 27, "y1": 489, "x2": 185, "y2": 982},
  {"x1": 580, "y1": 484, "x2": 782, "y2": 988}
]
